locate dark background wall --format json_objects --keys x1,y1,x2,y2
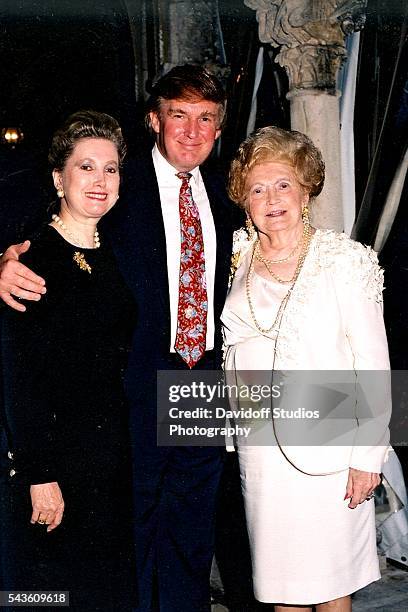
[
  {"x1": 0, "y1": 0, "x2": 138, "y2": 246},
  {"x1": 0, "y1": 0, "x2": 136, "y2": 150},
  {"x1": 0, "y1": 0, "x2": 406, "y2": 252}
]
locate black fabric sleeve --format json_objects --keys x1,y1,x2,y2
[{"x1": 0, "y1": 245, "x2": 63, "y2": 485}]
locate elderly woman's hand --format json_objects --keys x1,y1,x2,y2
[
  {"x1": 344, "y1": 468, "x2": 380, "y2": 509},
  {"x1": 30, "y1": 482, "x2": 65, "y2": 532}
]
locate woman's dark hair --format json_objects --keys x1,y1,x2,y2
[{"x1": 48, "y1": 110, "x2": 126, "y2": 171}]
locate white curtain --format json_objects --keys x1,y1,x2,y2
[
  {"x1": 374, "y1": 146, "x2": 408, "y2": 252},
  {"x1": 246, "y1": 46, "x2": 264, "y2": 137},
  {"x1": 378, "y1": 450, "x2": 408, "y2": 568},
  {"x1": 338, "y1": 32, "x2": 360, "y2": 236}
]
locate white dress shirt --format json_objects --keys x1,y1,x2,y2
[{"x1": 152, "y1": 145, "x2": 217, "y2": 352}]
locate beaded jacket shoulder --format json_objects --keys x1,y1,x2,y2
[
  {"x1": 313, "y1": 229, "x2": 384, "y2": 303},
  {"x1": 264, "y1": 229, "x2": 384, "y2": 366},
  {"x1": 229, "y1": 227, "x2": 256, "y2": 287}
]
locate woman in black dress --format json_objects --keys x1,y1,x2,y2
[{"x1": 1, "y1": 110, "x2": 137, "y2": 610}]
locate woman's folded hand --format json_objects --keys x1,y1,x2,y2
[
  {"x1": 30, "y1": 482, "x2": 65, "y2": 532},
  {"x1": 344, "y1": 467, "x2": 380, "y2": 509}
]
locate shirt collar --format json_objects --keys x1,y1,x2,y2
[{"x1": 152, "y1": 144, "x2": 201, "y2": 187}]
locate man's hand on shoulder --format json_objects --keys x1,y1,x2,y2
[{"x1": 0, "y1": 241, "x2": 46, "y2": 312}]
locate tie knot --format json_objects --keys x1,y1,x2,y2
[{"x1": 176, "y1": 172, "x2": 192, "y2": 183}]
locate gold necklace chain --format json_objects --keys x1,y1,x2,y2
[
  {"x1": 246, "y1": 276, "x2": 292, "y2": 335},
  {"x1": 255, "y1": 236, "x2": 301, "y2": 264},
  {"x1": 52, "y1": 214, "x2": 100, "y2": 249},
  {"x1": 254, "y1": 223, "x2": 311, "y2": 285},
  {"x1": 246, "y1": 224, "x2": 312, "y2": 334}
]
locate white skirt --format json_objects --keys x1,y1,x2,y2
[{"x1": 238, "y1": 442, "x2": 380, "y2": 605}]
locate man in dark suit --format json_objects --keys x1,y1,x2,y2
[{"x1": 0, "y1": 65, "x2": 235, "y2": 611}]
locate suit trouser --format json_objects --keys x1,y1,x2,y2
[
  {"x1": 132, "y1": 442, "x2": 223, "y2": 612},
  {"x1": 128, "y1": 350, "x2": 223, "y2": 611}
]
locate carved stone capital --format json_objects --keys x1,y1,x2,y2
[
  {"x1": 245, "y1": 0, "x2": 367, "y2": 91},
  {"x1": 280, "y1": 44, "x2": 347, "y2": 92}
]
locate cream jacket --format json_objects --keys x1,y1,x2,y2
[{"x1": 222, "y1": 229, "x2": 391, "y2": 475}]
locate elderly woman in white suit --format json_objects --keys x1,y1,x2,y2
[{"x1": 221, "y1": 126, "x2": 391, "y2": 612}]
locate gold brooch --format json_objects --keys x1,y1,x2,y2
[
  {"x1": 73, "y1": 252, "x2": 92, "y2": 274},
  {"x1": 229, "y1": 251, "x2": 241, "y2": 287}
]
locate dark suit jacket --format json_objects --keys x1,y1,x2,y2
[{"x1": 101, "y1": 151, "x2": 236, "y2": 425}]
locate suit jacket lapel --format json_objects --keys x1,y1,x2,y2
[
  {"x1": 106, "y1": 154, "x2": 170, "y2": 319},
  {"x1": 106, "y1": 155, "x2": 232, "y2": 354}
]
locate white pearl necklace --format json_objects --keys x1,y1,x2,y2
[
  {"x1": 246, "y1": 223, "x2": 312, "y2": 334},
  {"x1": 254, "y1": 222, "x2": 311, "y2": 285},
  {"x1": 51, "y1": 214, "x2": 100, "y2": 249}
]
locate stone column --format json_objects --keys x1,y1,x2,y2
[
  {"x1": 122, "y1": 0, "x2": 147, "y2": 101},
  {"x1": 162, "y1": 0, "x2": 228, "y2": 77},
  {"x1": 244, "y1": 0, "x2": 367, "y2": 231},
  {"x1": 123, "y1": 0, "x2": 229, "y2": 99}
]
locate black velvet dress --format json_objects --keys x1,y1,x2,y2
[{"x1": 0, "y1": 225, "x2": 137, "y2": 611}]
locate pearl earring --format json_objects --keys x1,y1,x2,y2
[{"x1": 57, "y1": 188, "x2": 64, "y2": 199}]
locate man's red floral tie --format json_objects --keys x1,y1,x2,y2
[{"x1": 174, "y1": 172, "x2": 208, "y2": 368}]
